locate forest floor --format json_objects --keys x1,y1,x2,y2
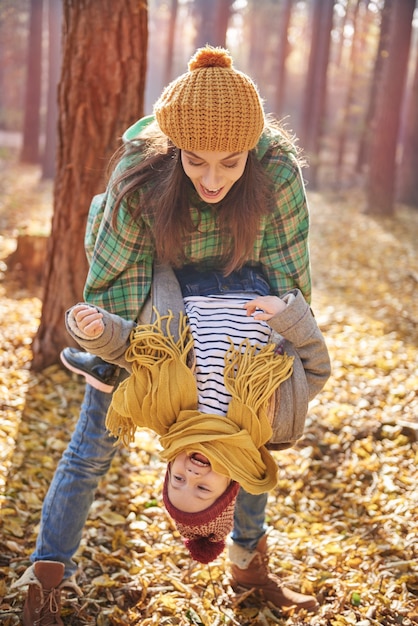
[{"x1": 0, "y1": 156, "x2": 417, "y2": 625}]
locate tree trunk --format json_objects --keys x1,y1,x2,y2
[
  {"x1": 193, "y1": 0, "x2": 233, "y2": 48},
  {"x1": 300, "y1": 0, "x2": 334, "y2": 188},
  {"x1": 194, "y1": 0, "x2": 217, "y2": 48},
  {"x1": 356, "y1": 0, "x2": 393, "y2": 174},
  {"x1": 41, "y1": 0, "x2": 62, "y2": 180},
  {"x1": 20, "y1": 0, "x2": 43, "y2": 164},
  {"x1": 366, "y1": 0, "x2": 415, "y2": 216},
  {"x1": 215, "y1": 0, "x2": 234, "y2": 48},
  {"x1": 244, "y1": 0, "x2": 278, "y2": 104},
  {"x1": 273, "y1": 0, "x2": 293, "y2": 118},
  {"x1": 5, "y1": 235, "x2": 48, "y2": 291},
  {"x1": 335, "y1": 0, "x2": 362, "y2": 184},
  {"x1": 163, "y1": 0, "x2": 178, "y2": 85},
  {"x1": 246, "y1": 0, "x2": 265, "y2": 80},
  {"x1": 32, "y1": 0, "x2": 148, "y2": 371},
  {"x1": 398, "y1": 48, "x2": 418, "y2": 207}
]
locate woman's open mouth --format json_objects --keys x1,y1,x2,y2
[{"x1": 199, "y1": 184, "x2": 224, "y2": 200}]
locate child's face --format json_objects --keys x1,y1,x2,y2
[
  {"x1": 180, "y1": 149, "x2": 248, "y2": 203},
  {"x1": 167, "y1": 451, "x2": 231, "y2": 513}
]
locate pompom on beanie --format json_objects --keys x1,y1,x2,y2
[
  {"x1": 163, "y1": 470, "x2": 240, "y2": 564},
  {"x1": 154, "y1": 45, "x2": 265, "y2": 152}
]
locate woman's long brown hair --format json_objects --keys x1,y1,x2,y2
[{"x1": 109, "y1": 120, "x2": 300, "y2": 275}]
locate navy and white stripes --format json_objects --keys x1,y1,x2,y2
[{"x1": 184, "y1": 295, "x2": 272, "y2": 415}]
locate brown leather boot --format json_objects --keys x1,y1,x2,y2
[
  {"x1": 22, "y1": 561, "x2": 65, "y2": 625},
  {"x1": 229, "y1": 535, "x2": 319, "y2": 613}
]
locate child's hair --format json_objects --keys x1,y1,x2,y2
[{"x1": 163, "y1": 469, "x2": 240, "y2": 564}]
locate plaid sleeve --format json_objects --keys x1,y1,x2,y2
[
  {"x1": 83, "y1": 187, "x2": 154, "y2": 320},
  {"x1": 259, "y1": 150, "x2": 311, "y2": 303},
  {"x1": 85, "y1": 192, "x2": 107, "y2": 264}
]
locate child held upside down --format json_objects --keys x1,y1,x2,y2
[{"x1": 65, "y1": 274, "x2": 330, "y2": 564}]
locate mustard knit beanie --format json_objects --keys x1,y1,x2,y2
[{"x1": 154, "y1": 45, "x2": 265, "y2": 152}]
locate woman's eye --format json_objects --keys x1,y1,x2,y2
[
  {"x1": 223, "y1": 162, "x2": 238, "y2": 169},
  {"x1": 173, "y1": 474, "x2": 184, "y2": 483},
  {"x1": 198, "y1": 485, "x2": 210, "y2": 493},
  {"x1": 188, "y1": 160, "x2": 204, "y2": 167}
]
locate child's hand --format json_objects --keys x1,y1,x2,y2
[
  {"x1": 244, "y1": 295, "x2": 287, "y2": 321},
  {"x1": 71, "y1": 304, "x2": 104, "y2": 338}
]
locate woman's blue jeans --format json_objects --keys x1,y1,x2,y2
[{"x1": 32, "y1": 384, "x2": 267, "y2": 578}]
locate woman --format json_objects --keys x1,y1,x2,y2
[{"x1": 16, "y1": 46, "x2": 319, "y2": 624}]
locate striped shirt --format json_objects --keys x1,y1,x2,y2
[{"x1": 184, "y1": 295, "x2": 271, "y2": 415}]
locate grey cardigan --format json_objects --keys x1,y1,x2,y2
[{"x1": 66, "y1": 265, "x2": 331, "y2": 449}]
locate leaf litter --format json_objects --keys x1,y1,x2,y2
[{"x1": 0, "y1": 164, "x2": 417, "y2": 625}]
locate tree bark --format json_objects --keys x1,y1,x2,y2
[
  {"x1": 163, "y1": 0, "x2": 178, "y2": 85},
  {"x1": 300, "y1": 0, "x2": 335, "y2": 188},
  {"x1": 20, "y1": 0, "x2": 43, "y2": 164},
  {"x1": 193, "y1": 0, "x2": 216, "y2": 48},
  {"x1": 356, "y1": 0, "x2": 393, "y2": 174},
  {"x1": 41, "y1": 0, "x2": 62, "y2": 180},
  {"x1": 32, "y1": 0, "x2": 148, "y2": 370},
  {"x1": 398, "y1": 48, "x2": 418, "y2": 208},
  {"x1": 335, "y1": 0, "x2": 362, "y2": 184},
  {"x1": 6, "y1": 235, "x2": 48, "y2": 290},
  {"x1": 215, "y1": 0, "x2": 234, "y2": 48},
  {"x1": 273, "y1": 0, "x2": 293, "y2": 118},
  {"x1": 193, "y1": 0, "x2": 233, "y2": 48},
  {"x1": 366, "y1": 0, "x2": 415, "y2": 216}
]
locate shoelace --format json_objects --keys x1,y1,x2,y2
[
  {"x1": 34, "y1": 588, "x2": 61, "y2": 626},
  {"x1": 248, "y1": 551, "x2": 276, "y2": 585}
]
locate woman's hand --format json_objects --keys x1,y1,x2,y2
[
  {"x1": 71, "y1": 304, "x2": 104, "y2": 338},
  {"x1": 244, "y1": 295, "x2": 287, "y2": 321}
]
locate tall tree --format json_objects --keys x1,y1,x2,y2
[
  {"x1": 335, "y1": 0, "x2": 363, "y2": 184},
  {"x1": 300, "y1": 0, "x2": 334, "y2": 188},
  {"x1": 32, "y1": 0, "x2": 148, "y2": 370},
  {"x1": 273, "y1": 0, "x2": 293, "y2": 118},
  {"x1": 245, "y1": 0, "x2": 276, "y2": 90},
  {"x1": 356, "y1": 0, "x2": 393, "y2": 174},
  {"x1": 20, "y1": 0, "x2": 43, "y2": 163},
  {"x1": 193, "y1": 0, "x2": 234, "y2": 48},
  {"x1": 163, "y1": 0, "x2": 178, "y2": 85},
  {"x1": 366, "y1": 0, "x2": 415, "y2": 216},
  {"x1": 215, "y1": 0, "x2": 234, "y2": 47},
  {"x1": 398, "y1": 48, "x2": 418, "y2": 208},
  {"x1": 41, "y1": 0, "x2": 62, "y2": 179},
  {"x1": 0, "y1": 1, "x2": 31, "y2": 131}
]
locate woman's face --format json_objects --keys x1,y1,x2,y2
[
  {"x1": 167, "y1": 451, "x2": 230, "y2": 513},
  {"x1": 181, "y1": 149, "x2": 249, "y2": 203}
]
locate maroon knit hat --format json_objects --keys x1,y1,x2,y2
[{"x1": 163, "y1": 469, "x2": 240, "y2": 564}]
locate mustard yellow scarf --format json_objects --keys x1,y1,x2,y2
[{"x1": 106, "y1": 311, "x2": 294, "y2": 494}]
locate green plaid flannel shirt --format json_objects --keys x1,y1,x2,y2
[{"x1": 84, "y1": 122, "x2": 311, "y2": 321}]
